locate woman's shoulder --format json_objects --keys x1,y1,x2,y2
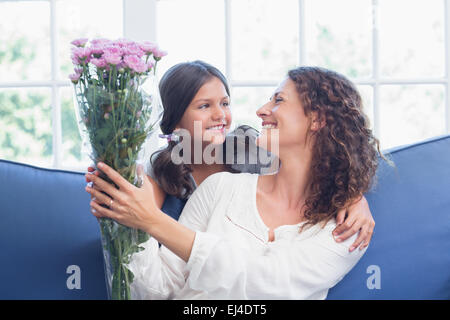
[{"x1": 302, "y1": 218, "x2": 366, "y2": 257}]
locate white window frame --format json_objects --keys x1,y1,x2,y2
[
  {"x1": 222, "y1": 0, "x2": 450, "y2": 142},
  {"x1": 1, "y1": 0, "x2": 449, "y2": 171},
  {"x1": 0, "y1": 0, "x2": 157, "y2": 171}
]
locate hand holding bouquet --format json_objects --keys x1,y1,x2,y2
[{"x1": 70, "y1": 37, "x2": 167, "y2": 299}]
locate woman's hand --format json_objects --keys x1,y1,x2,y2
[
  {"x1": 332, "y1": 195, "x2": 375, "y2": 252},
  {"x1": 85, "y1": 162, "x2": 162, "y2": 234},
  {"x1": 86, "y1": 164, "x2": 167, "y2": 209},
  {"x1": 86, "y1": 162, "x2": 196, "y2": 262}
]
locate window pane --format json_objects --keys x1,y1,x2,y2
[
  {"x1": 379, "y1": 0, "x2": 444, "y2": 78},
  {"x1": 156, "y1": 0, "x2": 225, "y2": 77},
  {"x1": 357, "y1": 85, "x2": 374, "y2": 131},
  {"x1": 0, "y1": 88, "x2": 52, "y2": 167},
  {"x1": 60, "y1": 86, "x2": 90, "y2": 168},
  {"x1": 57, "y1": 0, "x2": 123, "y2": 81},
  {"x1": 230, "y1": 86, "x2": 276, "y2": 131},
  {"x1": 0, "y1": 1, "x2": 51, "y2": 81},
  {"x1": 305, "y1": 0, "x2": 372, "y2": 79},
  {"x1": 231, "y1": 0, "x2": 299, "y2": 81},
  {"x1": 379, "y1": 85, "x2": 445, "y2": 149}
]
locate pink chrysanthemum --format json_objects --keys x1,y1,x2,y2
[
  {"x1": 91, "y1": 58, "x2": 108, "y2": 69},
  {"x1": 70, "y1": 38, "x2": 89, "y2": 47},
  {"x1": 103, "y1": 53, "x2": 122, "y2": 65},
  {"x1": 139, "y1": 41, "x2": 157, "y2": 54},
  {"x1": 71, "y1": 47, "x2": 92, "y2": 64},
  {"x1": 123, "y1": 55, "x2": 147, "y2": 73},
  {"x1": 103, "y1": 45, "x2": 124, "y2": 57},
  {"x1": 123, "y1": 43, "x2": 145, "y2": 58},
  {"x1": 153, "y1": 48, "x2": 168, "y2": 59},
  {"x1": 69, "y1": 73, "x2": 81, "y2": 83}
]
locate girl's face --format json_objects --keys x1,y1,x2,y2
[
  {"x1": 255, "y1": 77, "x2": 320, "y2": 155},
  {"x1": 176, "y1": 76, "x2": 232, "y2": 145}
]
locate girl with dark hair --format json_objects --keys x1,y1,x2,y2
[
  {"x1": 149, "y1": 60, "x2": 247, "y2": 205},
  {"x1": 85, "y1": 65, "x2": 378, "y2": 299}
]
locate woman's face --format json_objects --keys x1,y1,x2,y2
[
  {"x1": 255, "y1": 77, "x2": 317, "y2": 155},
  {"x1": 176, "y1": 76, "x2": 232, "y2": 145}
]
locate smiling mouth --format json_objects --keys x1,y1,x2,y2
[
  {"x1": 262, "y1": 122, "x2": 277, "y2": 129},
  {"x1": 206, "y1": 124, "x2": 226, "y2": 131}
]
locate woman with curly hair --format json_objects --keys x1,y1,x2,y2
[{"x1": 85, "y1": 66, "x2": 380, "y2": 299}]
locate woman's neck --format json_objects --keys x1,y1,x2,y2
[{"x1": 265, "y1": 146, "x2": 313, "y2": 212}]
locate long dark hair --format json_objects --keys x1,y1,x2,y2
[
  {"x1": 287, "y1": 66, "x2": 382, "y2": 231},
  {"x1": 151, "y1": 60, "x2": 231, "y2": 199}
]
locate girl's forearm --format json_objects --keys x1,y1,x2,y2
[{"x1": 144, "y1": 210, "x2": 196, "y2": 263}]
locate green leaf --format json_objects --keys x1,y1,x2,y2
[{"x1": 127, "y1": 147, "x2": 132, "y2": 161}]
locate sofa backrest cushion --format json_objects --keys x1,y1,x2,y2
[
  {"x1": 0, "y1": 160, "x2": 108, "y2": 299},
  {"x1": 327, "y1": 135, "x2": 450, "y2": 299}
]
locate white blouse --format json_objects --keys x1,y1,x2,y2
[{"x1": 128, "y1": 172, "x2": 368, "y2": 300}]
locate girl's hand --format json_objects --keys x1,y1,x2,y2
[
  {"x1": 86, "y1": 165, "x2": 99, "y2": 180},
  {"x1": 86, "y1": 165, "x2": 99, "y2": 202},
  {"x1": 332, "y1": 195, "x2": 375, "y2": 252},
  {"x1": 85, "y1": 162, "x2": 162, "y2": 233}
]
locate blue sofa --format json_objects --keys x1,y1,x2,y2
[{"x1": 1, "y1": 135, "x2": 449, "y2": 300}]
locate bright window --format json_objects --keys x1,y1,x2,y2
[
  {"x1": 1, "y1": 0, "x2": 449, "y2": 170},
  {"x1": 0, "y1": 0, "x2": 123, "y2": 170},
  {"x1": 155, "y1": 0, "x2": 449, "y2": 151}
]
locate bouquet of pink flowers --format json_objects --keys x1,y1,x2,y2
[{"x1": 70, "y1": 37, "x2": 166, "y2": 299}]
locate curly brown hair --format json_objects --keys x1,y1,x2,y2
[{"x1": 287, "y1": 67, "x2": 382, "y2": 231}]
